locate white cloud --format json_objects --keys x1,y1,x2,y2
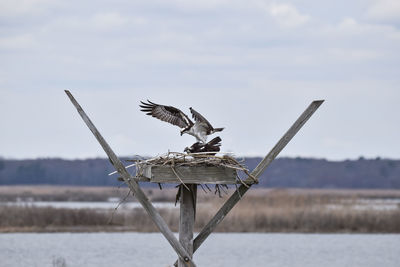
[
  {"x1": 170, "y1": 0, "x2": 231, "y2": 10},
  {"x1": 327, "y1": 47, "x2": 382, "y2": 62},
  {"x1": 265, "y1": 3, "x2": 310, "y2": 28},
  {"x1": 0, "y1": 0, "x2": 60, "y2": 17},
  {"x1": 366, "y1": 0, "x2": 400, "y2": 22},
  {"x1": 44, "y1": 12, "x2": 145, "y2": 34},
  {"x1": 91, "y1": 13, "x2": 130, "y2": 30},
  {"x1": 316, "y1": 17, "x2": 400, "y2": 56},
  {"x1": 337, "y1": 17, "x2": 396, "y2": 35},
  {"x1": 0, "y1": 34, "x2": 37, "y2": 50}
]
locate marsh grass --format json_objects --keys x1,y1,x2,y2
[{"x1": 1, "y1": 188, "x2": 399, "y2": 232}]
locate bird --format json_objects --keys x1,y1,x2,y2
[
  {"x1": 139, "y1": 100, "x2": 224, "y2": 143},
  {"x1": 184, "y1": 136, "x2": 222, "y2": 154}
]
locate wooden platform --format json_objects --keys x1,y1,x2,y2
[{"x1": 137, "y1": 165, "x2": 237, "y2": 184}]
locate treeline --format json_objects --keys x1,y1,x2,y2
[{"x1": 0, "y1": 157, "x2": 399, "y2": 189}]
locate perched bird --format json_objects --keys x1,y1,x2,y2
[
  {"x1": 184, "y1": 136, "x2": 222, "y2": 154},
  {"x1": 139, "y1": 100, "x2": 224, "y2": 143}
]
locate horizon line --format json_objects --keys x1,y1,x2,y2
[{"x1": 0, "y1": 155, "x2": 398, "y2": 162}]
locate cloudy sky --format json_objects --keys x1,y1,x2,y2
[{"x1": 1, "y1": 0, "x2": 399, "y2": 160}]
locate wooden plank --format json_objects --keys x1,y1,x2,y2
[
  {"x1": 178, "y1": 184, "x2": 197, "y2": 267},
  {"x1": 141, "y1": 166, "x2": 237, "y2": 184},
  {"x1": 172, "y1": 100, "x2": 324, "y2": 266},
  {"x1": 64, "y1": 90, "x2": 196, "y2": 267},
  {"x1": 133, "y1": 176, "x2": 150, "y2": 182}
]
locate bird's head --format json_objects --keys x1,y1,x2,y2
[{"x1": 180, "y1": 128, "x2": 188, "y2": 136}]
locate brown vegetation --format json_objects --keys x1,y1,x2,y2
[
  {"x1": 1, "y1": 187, "x2": 399, "y2": 233},
  {"x1": 200, "y1": 191, "x2": 400, "y2": 232}
]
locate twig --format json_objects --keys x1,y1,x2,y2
[
  {"x1": 220, "y1": 184, "x2": 228, "y2": 194},
  {"x1": 204, "y1": 184, "x2": 212, "y2": 192},
  {"x1": 238, "y1": 177, "x2": 251, "y2": 188},
  {"x1": 175, "y1": 185, "x2": 181, "y2": 206},
  {"x1": 108, "y1": 162, "x2": 137, "y2": 176},
  {"x1": 199, "y1": 184, "x2": 208, "y2": 194},
  {"x1": 243, "y1": 169, "x2": 258, "y2": 184},
  {"x1": 108, "y1": 189, "x2": 132, "y2": 224},
  {"x1": 214, "y1": 185, "x2": 222, "y2": 198},
  {"x1": 170, "y1": 158, "x2": 190, "y2": 191}
]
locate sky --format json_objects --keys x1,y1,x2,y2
[{"x1": 1, "y1": 0, "x2": 399, "y2": 160}]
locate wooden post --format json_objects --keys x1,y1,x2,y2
[
  {"x1": 65, "y1": 90, "x2": 196, "y2": 267},
  {"x1": 178, "y1": 184, "x2": 197, "y2": 267}
]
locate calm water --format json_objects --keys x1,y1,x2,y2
[
  {"x1": 0, "y1": 233, "x2": 399, "y2": 267},
  {"x1": 3, "y1": 198, "x2": 399, "y2": 211},
  {"x1": 1, "y1": 201, "x2": 176, "y2": 210}
]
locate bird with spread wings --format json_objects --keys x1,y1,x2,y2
[{"x1": 139, "y1": 100, "x2": 224, "y2": 144}]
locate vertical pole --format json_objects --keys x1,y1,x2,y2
[{"x1": 178, "y1": 184, "x2": 197, "y2": 267}]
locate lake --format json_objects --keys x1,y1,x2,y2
[
  {"x1": 1, "y1": 201, "x2": 176, "y2": 210},
  {"x1": 3, "y1": 197, "x2": 399, "y2": 211},
  {"x1": 0, "y1": 233, "x2": 399, "y2": 267}
]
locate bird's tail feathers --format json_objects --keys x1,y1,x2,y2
[
  {"x1": 207, "y1": 136, "x2": 222, "y2": 146},
  {"x1": 213, "y1": 127, "x2": 224, "y2": 132}
]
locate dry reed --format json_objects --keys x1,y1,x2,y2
[{"x1": 1, "y1": 188, "x2": 399, "y2": 233}]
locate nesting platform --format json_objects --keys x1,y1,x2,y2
[{"x1": 132, "y1": 152, "x2": 252, "y2": 185}]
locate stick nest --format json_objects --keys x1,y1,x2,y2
[{"x1": 129, "y1": 152, "x2": 257, "y2": 186}]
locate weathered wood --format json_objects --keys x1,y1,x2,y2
[
  {"x1": 141, "y1": 165, "x2": 236, "y2": 184},
  {"x1": 132, "y1": 176, "x2": 151, "y2": 182},
  {"x1": 178, "y1": 184, "x2": 197, "y2": 267},
  {"x1": 64, "y1": 90, "x2": 196, "y2": 267},
  {"x1": 172, "y1": 100, "x2": 324, "y2": 266}
]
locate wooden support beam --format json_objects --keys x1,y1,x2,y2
[
  {"x1": 178, "y1": 184, "x2": 197, "y2": 267},
  {"x1": 173, "y1": 100, "x2": 324, "y2": 266},
  {"x1": 246, "y1": 100, "x2": 324, "y2": 182},
  {"x1": 194, "y1": 100, "x2": 324, "y2": 249},
  {"x1": 64, "y1": 90, "x2": 196, "y2": 267},
  {"x1": 142, "y1": 165, "x2": 237, "y2": 184}
]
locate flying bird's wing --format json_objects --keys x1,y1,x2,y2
[
  {"x1": 140, "y1": 100, "x2": 192, "y2": 128},
  {"x1": 189, "y1": 107, "x2": 214, "y2": 129}
]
